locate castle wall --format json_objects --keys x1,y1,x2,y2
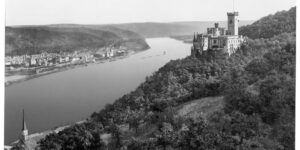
[
  {"x1": 207, "y1": 27, "x2": 226, "y2": 36},
  {"x1": 224, "y1": 36, "x2": 243, "y2": 55}
]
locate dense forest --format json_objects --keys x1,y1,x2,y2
[
  {"x1": 30, "y1": 7, "x2": 296, "y2": 150},
  {"x1": 239, "y1": 7, "x2": 296, "y2": 39},
  {"x1": 5, "y1": 25, "x2": 149, "y2": 56}
]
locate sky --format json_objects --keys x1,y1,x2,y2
[{"x1": 5, "y1": 0, "x2": 296, "y2": 26}]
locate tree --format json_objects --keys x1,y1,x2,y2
[
  {"x1": 155, "y1": 122, "x2": 176, "y2": 150},
  {"x1": 110, "y1": 124, "x2": 122, "y2": 149}
]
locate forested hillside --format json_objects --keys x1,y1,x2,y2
[
  {"x1": 35, "y1": 7, "x2": 296, "y2": 150},
  {"x1": 240, "y1": 7, "x2": 296, "y2": 39},
  {"x1": 5, "y1": 25, "x2": 149, "y2": 56}
]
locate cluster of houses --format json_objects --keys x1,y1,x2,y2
[
  {"x1": 101, "y1": 45, "x2": 127, "y2": 58},
  {"x1": 5, "y1": 46, "x2": 129, "y2": 70},
  {"x1": 103, "y1": 49, "x2": 127, "y2": 58},
  {"x1": 5, "y1": 52, "x2": 95, "y2": 69}
]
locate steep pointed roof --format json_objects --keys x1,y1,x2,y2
[
  {"x1": 193, "y1": 32, "x2": 196, "y2": 42},
  {"x1": 22, "y1": 109, "x2": 27, "y2": 131}
]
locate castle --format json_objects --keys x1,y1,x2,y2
[{"x1": 191, "y1": 11, "x2": 245, "y2": 57}]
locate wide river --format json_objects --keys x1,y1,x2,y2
[{"x1": 5, "y1": 38, "x2": 191, "y2": 144}]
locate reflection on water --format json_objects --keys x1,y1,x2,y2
[{"x1": 5, "y1": 38, "x2": 191, "y2": 144}]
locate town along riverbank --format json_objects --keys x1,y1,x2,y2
[{"x1": 5, "y1": 50, "x2": 138, "y2": 87}]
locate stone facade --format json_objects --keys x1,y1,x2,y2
[{"x1": 191, "y1": 11, "x2": 244, "y2": 57}]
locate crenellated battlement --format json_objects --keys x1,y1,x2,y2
[{"x1": 227, "y1": 12, "x2": 239, "y2": 16}]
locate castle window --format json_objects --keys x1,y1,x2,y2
[{"x1": 213, "y1": 40, "x2": 217, "y2": 44}]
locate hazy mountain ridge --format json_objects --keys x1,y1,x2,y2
[
  {"x1": 112, "y1": 20, "x2": 254, "y2": 37},
  {"x1": 47, "y1": 24, "x2": 144, "y2": 40}
]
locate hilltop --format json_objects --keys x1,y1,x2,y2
[{"x1": 5, "y1": 25, "x2": 150, "y2": 56}]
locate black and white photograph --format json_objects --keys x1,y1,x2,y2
[{"x1": 3, "y1": 0, "x2": 297, "y2": 149}]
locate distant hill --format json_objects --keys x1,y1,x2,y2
[
  {"x1": 240, "y1": 7, "x2": 296, "y2": 39},
  {"x1": 5, "y1": 25, "x2": 149, "y2": 56},
  {"x1": 172, "y1": 20, "x2": 254, "y2": 27},
  {"x1": 47, "y1": 24, "x2": 144, "y2": 40},
  {"x1": 112, "y1": 20, "x2": 254, "y2": 38}
]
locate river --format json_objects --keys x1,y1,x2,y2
[{"x1": 5, "y1": 37, "x2": 191, "y2": 144}]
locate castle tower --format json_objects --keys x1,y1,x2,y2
[
  {"x1": 20, "y1": 109, "x2": 28, "y2": 142},
  {"x1": 227, "y1": 12, "x2": 239, "y2": 36},
  {"x1": 214, "y1": 23, "x2": 220, "y2": 36}
]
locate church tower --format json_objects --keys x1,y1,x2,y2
[
  {"x1": 20, "y1": 109, "x2": 28, "y2": 142},
  {"x1": 227, "y1": 12, "x2": 239, "y2": 36},
  {"x1": 11, "y1": 110, "x2": 30, "y2": 150}
]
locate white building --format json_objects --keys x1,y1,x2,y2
[{"x1": 191, "y1": 11, "x2": 245, "y2": 56}]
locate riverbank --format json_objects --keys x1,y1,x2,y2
[{"x1": 5, "y1": 50, "x2": 138, "y2": 87}]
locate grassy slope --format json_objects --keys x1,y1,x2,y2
[
  {"x1": 119, "y1": 96, "x2": 224, "y2": 142},
  {"x1": 176, "y1": 96, "x2": 224, "y2": 120}
]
